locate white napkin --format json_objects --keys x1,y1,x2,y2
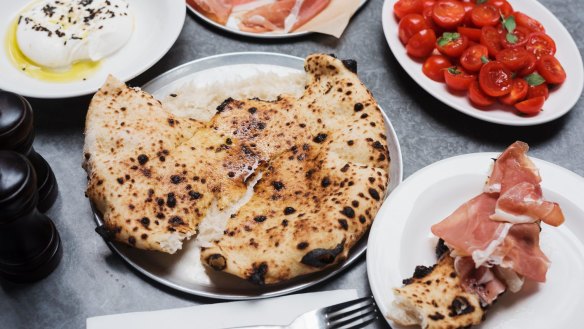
[{"x1": 87, "y1": 289, "x2": 359, "y2": 329}]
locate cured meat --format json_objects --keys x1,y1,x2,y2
[
  {"x1": 286, "y1": 0, "x2": 332, "y2": 32},
  {"x1": 454, "y1": 256, "x2": 506, "y2": 305},
  {"x1": 189, "y1": 0, "x2": 233, "y2": 25},
  {"x1": 484, "y1": 141, "x2": 540, "y2": 194},
  {"x1": 238, "y1": 0, "x2": 330, "y2": 33}
]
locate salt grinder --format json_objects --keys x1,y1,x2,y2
[
  {"x1": 0, "y1": 151, "x2": 62, "y2": 282},
  {"x1": 0, "y1": 91, "x2": 58, "y2": 212}
]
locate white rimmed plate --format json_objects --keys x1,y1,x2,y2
[
  {"x1": 92, "y1": 52, "x2": 403, "y2": 300},
  {"x1": 0, "y1": 0, "x2": 185, "y2": 99},
  {"x1": 367, "y1": 152, "x2": 584, "y2": 328},
  {"x1": 381, "y1": 0, "x2": 584, "y2": 126},
  {"x1": 187, "y1": 0, "x2": 368, "y2": 39}
]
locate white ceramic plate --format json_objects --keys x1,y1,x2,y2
[
  {"x1": 367, "y1": 152, "x2": 584, "y2": 328},
  {"x1": 187, "y1": 0, "x2": 368, "y2": 39},
  {"x1": 0, "y1": 0, "x2": 185, "y2": 99},
  {"x1": 381, "y1": 0, "x2": 584, "y2": 126},
  {"x1": 93, "y1": 52, "x2": 404, "y2": 300}
]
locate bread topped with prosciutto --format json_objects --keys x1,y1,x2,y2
[
  {"x1": 83, "y1": 54, "x2": 391, "y2": 284},
  {"x1": 388, "y1": 142, "x2": 564, "y2": 328}
]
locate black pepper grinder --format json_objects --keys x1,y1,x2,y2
[
  {"x1": 0, "y1": 151, "x2": 62, "y2": 282},
  {"x1": 0, "y1": 91, "x2": 58, "y2": 212}
]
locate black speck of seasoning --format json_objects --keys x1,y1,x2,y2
[
  {"x1": 313, "y1": 133, "x2": 328, "y2": 143},
  {"x1": 189, "y1": 191, "x2": 201, "y2": 200},
  {"x1": 168, "y1": 216, "x2": 184, "y2": 226},
  {"x1": 137, "y1": 154, "x2": 148, "y2": 165},
  {"x1": 167, "y1": 118, "x2": 175, "y2": 127},
  {"x1": 373, "y1": 141, "x2": 383, "y2": 149},
  {"x1": 128, "y1": 236, "x2": 136, "y2": 246},
  {"x1": 170, "y1": 175, "x2": 182, "y2": 184},
  {"x1": 284, "y1": 207, "x2": 296, "y2": 215},
  {"x1": 359, "y1": 215, "x2": 366, "y2": 223},
  {"x1": 226, "y1": 138, "x2": 232, "y2": 145},
  {"x1": 116, "y1": 177, "x2": 124, "y2": 184},
  {"x1": 140, "y1": 217, "x2": 150, "y2": 228},
  {"x1": 297, "y1": 242, "x2": 309, "y2": 250},
  {"x1": 228, "y1": 171, "x2": 235, "y2": 178},
  {"x1": 254, "y1": 215, "x2": 267, "y2": 223},
  {"x1": 354, "y1": 103, "x2": 364, "y2": 112},
  {"x1": 166, "y1": 193, "x2": 177, "y2": 208},
  {"x1": 216, "y1": 97, "x2": 233, "y2": 113},
  {"x1": 169, "y1": 93, "x2": 177, "y2": 97},
  {"x1": 368, "y1": 188, "x2": 380, "y2": 201},
  {"x1": 281, "y1": 219, "x2": 289, "y2": 227},
  {"x1": 341, "y1": 59, "x2": 357, "y2": 73},
  {"x1": 321, "y1": 177, "x2": 331, "y2": 188},
  {"x1": 272, "y1": 181, "x2": 284, "y2": 191},
  {"x1": 338, "y1": 219, "x2": 349, "y2": 230},
  {"x1": 340, "y1": 206, "x2": 355, "y2": 218}
]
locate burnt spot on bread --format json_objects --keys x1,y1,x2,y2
[
  {"x1": 359, "y1": 215, "x2": 367, "y2": 224},
  {"x1": 413, "y1": 265, "x2": 436, "y2": 279},
  {"x1": 341, "y1": 59, "x2": 357, "y2": 73},
  {"x1": 284, "y1": 207, "x2": 296, "y2": 215},
  {"x1": 248, "y1": 107, "x2": 257, "y2": 114},
  {"x1": 352, "y1": 200, "x2": 359, "y2": 208},
  {"x1": 301, "y1": 241, "x2": 345, "y2": 268},
  {"x1": 368, "y1": 188, "x2": 380, "y2": 201},
  {"x1": 216, "y1": 97, "x2": 233, "y2": 113},
  {"x1": 281, "y1": 219, "x2": 289, "y2": 227},
  {"x1": 436, "y1": 238, "x2": 449, "y2": 259},
  {"x1": 428, "y1": 312, "x2": 445, "y2": 321},
  {"x1": 354, "y1": 103, "x2": 364, "y2": 112},
  {"x1": 140, "y1": 217, "x2": 150, "y2": 228},
  {"x1": 449, "y1": 296, "x2": 475, "y2": 317},
  {"x1": 95, "y1": 225, "x2": 116, "y2": 240},
  {"x1": 373, "y1": 141, "x2": 384, "y2": 150},
  {"x1": 137, "y1": 154, "x2": 148, "y2": 165},
  {"x1": 248, "y1": 262, "x2": 268, "y2": 285},
  {"x1": 321, "y1": 177, "x2": 331, "y2": 188},
  {"x1": 254, "y1": 215, "x2": 267, "y2": 223},
  {"x1": 313, "y1": 133, "x2": 328, "y2": 143},
  {"x1": 272, "y1": 181, "x2": 285, "y2": 191},
  {"x1": 297, "y1": 242, "x2": 309, "y2": 250},
  {"x1": 141, "y1": 234, "x2": 148, "y2": 240},
  {"x1": 338, "y1": 219, "x2": 348, "y2": 230},
  {"x1": 166, "y1": 193, "x2": 177, "y2": 208},
  {"x1": 189, "y1": 191, "x2": 202, "y2": 200},
  {"x1": 341, "y1": 206, "x2": 355, "y2": 218},
  {"x1": 170, "y1": 175, "x2": 182, "y2": 184},
  {"x1": 207, "y1": 254, "x2": 227, "y2": 271},
  {"x1": 168, "y1": 216, "x2": 184, "y2": 226},
  {"x1": 128, "y1": 236, "x2": 136, "y2": 246}
]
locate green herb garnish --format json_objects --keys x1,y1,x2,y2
[
  {"x1": 481, "y1": 55, "x2": 490, "y2": 64},
  {"x1": 437, "y1": 32, "x2": 461, "y2": 47},
  {"x1": 525, "y1": 73, "x2": 546, "y2": 86}
]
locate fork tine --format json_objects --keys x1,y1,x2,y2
[
  {"x1": 324, "y1": 296, "x2": 372, "y2": 314},
  {"x1": 328, "y1": 301, "x2": 375, "y2": 322},
  {"x1": 329, "y1": 308, "x2": 377, "y2": 329},
  {"x1": 341, "y1": 313, "x2": 379, "y2": 329}
]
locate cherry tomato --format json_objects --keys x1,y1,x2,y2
[
  {"x1": 518, "y1": 52, "x2": 537, "y2": 76},
  {"x1": 471, "y1": 4, "x2": 499, "y2": 27},
  {"x1": 479, "y1": 61, "x2": 513, "y2": 97},
  {"x1": 432, "y1": 0, "x2": 465, "y2": 29},
  {"x1": 422, "y1": 2, "x2": 443, "y2": 34},
  {"x1": 399, "y1": 14, "x2": 428, "y2": 44},
  {"x1": 515, "y1": 11, "x2": 545, "y2": 32},
  {"x1": 436, "y1": 33, "x2": 469, "y2": 58},
  {"x1": 468, "y1": 80, "x2": 495, "y2": 106},
  {"x1": 500, "y1": 25, "x2": 530, "y2": 49},
  {"x1": 496, "y1": 47, "x2": 532, "y2": 72},
  {"x1": 458, "y1": 26, "x2": 481, "y2": 42},
  {"x1": 481, "y1": 26, "x2": 503, "y2": 57},
  {"x1": 527, "y1": 84, "x2": 549, "y2": 100},
  {"x1": 515, "y1": 96, "x2": 545, "y2": 115},
  {"x1": 526, "y1": 32, "x2": 556, "y2": 58},
  {"x1": 486, "y1": 0, "x2": 514, "y2": 17},
  {"x1": 444, "y1": 67, "x2": 476, "y2": 91},
  {"x1": 460, "y1": 44, "x2": 489, "y2": 72},
  {"x1": 500, "y1": 78, "x2": 528, "y2": 105},
  {"x1": 406, "y1": 29, "x2": 437, "y2": 58},
  {"x1": 423, "y1": 55, "x2": 452, "y2": 82},
  {"x1": 394, "y1": 0, "x2": 424, "y2": 19},
  {"x1": 537, "y1": 55, "x2": 566, "y2": 84},
  {"x1": 461, "y1": 2, "x2": 475, "y2": 26}
]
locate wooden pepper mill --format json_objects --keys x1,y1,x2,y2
[
  {"x1": 0, "y1": 151, "x2": 62, "y2": 282},
  {"x1": 0, "y1": 91, "x2": 58, "y2": 212}
]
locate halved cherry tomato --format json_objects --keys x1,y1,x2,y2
[
  {"x1": 458, "y1": 26, "x2": 481, "y2": 42},
  {"x1": 486, "y1": 0, "x2": 514, "y2": 17},
  {"x1": 399, "y1": 14, "x2": 428, "y2": 44},
  {"x1": 460, "y1": 44, "x2": 489, "y2": 72},
  {"x1": 422, "y1": 2, "x2": 443, "y2": 34},
  {"x1": 500, "y1": 78, "x2": 528, "y2": 105},
  {"x1": 536, "y1": 55, "x2": 566, "y2": 84},
  {"x1": 471, "y1": 4, "x2": 499, "y2": 27},
  {"x1": 394, "y1": 0, "x2": 424, "y2": 19},
  {"x1": 461, "y1": 2, "x2": 475, "y2": 26},
  {"x1": 406, "y1": 29, "x2": 437, "y2": 58},
  {"x1": 444, "y1": 67, "x2": 476, "y2": 91},
  {"x1": 423, "y1": 55, "x2": 452, "y2": 82},
  {"x1": 515, "y1": 96, "x2": 545, "y2": 114},
  {"x1": 527, "y1": 84, "x2": 549, "y2": 100},
  {"x1": 468, "y1": 80, "x2": 495, "y2": 106},
  {"x1": 518, "y1": 52, "x2": 537, "y2": 76},
  {"x1": 436, "y1": 33, "x2": 469, "y2": 57},
  {"x1": 515, "y1": 11, "x2": 545, "y2": 32},
  {"x1": 500, "y1": 25, "x2": 530, "y2": 49},
  {"x1": 526, "y1": 32, "x2": 556, "y2": 58},
  {"x1": 479, "y1": 61, "x2": 513, "y2": 97},
  {"x1": 496, "y1": 47, "x2": 532, "y2": 72},
  {"x1": 480, "y1": 26, "x2": 503, "y2": 57},
  {"x1": 432, "y1": 0, "x2": 465, "y2": 29}
]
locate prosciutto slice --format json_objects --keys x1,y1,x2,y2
[
  {"x1": 238, "y1": 0, "x2": 330, "y2": 33},
  {"x1": 189, "y1": 0, "x2": 234, "y2": 25},
  {"x1": 454, "y1": 256, "x2": 507, "y2": 305}
]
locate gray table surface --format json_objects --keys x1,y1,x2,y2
[{"x1": 1, "y1": 0, "x2": 583, "y2": 328}]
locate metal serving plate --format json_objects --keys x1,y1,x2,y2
[
  {"x1": 187, "y1": 0, "x2": 369, "y2": 39},
  {"x1": 93, "y1": 52, "x2": 403, "y2": 300}
]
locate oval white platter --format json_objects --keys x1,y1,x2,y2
[
  {"x1": 0, "y1": 0, "x2": 185, "y2": 99},
  {"x1": 381, "y1": 0, "x2": 584, "y2": 126},
  {"x1": 367, "y1": 152, "x2": 584, "y2": 328},
  {"x1": 188, "y1": 0, "x2": 368, "y2": 39},
  {"x1": 93, "y1": 52, "x2": 404, "y2": 300}
]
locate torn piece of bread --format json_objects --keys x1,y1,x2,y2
[{"x1": 388, "y1": 255, "x2": 485, "y2": 329}]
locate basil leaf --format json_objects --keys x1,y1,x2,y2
[
  {"x1": 502, "y1": 15, "x2": 516, "y2": 33},
  {"x1": 448, "y1": 66, "x2": 461, "y2": 75},
  {"x1": 525, "y1": 73, "x2": 546, "y2": 86},
  {"x1": 481, "y1": 55, "x2": 490, "y2": 64},
  {"x1": 506, "y1": 33, "x2": 518, "y2": 44},
  {"x1": 437, "y1": 32, "x2": 461, "y2": 47},
  {"x1": 477, "y1": 0, "x2": 487, "y2": 4}
]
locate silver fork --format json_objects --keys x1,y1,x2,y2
[{"x1": 229, "y1": 296, "x2": 378, "y2": 329}]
